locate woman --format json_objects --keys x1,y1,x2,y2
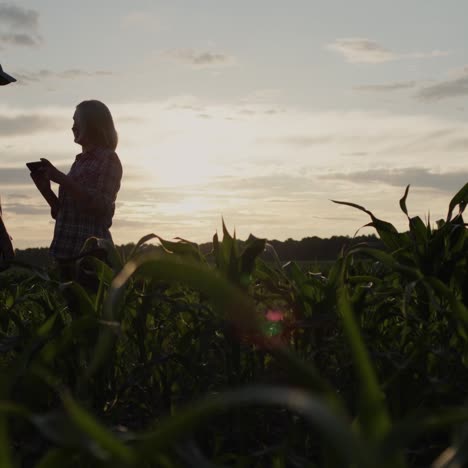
[{"x1": 31, "y1": 100, "x2": 122, "y2": 273}]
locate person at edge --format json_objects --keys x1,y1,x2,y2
[
  {"x1": 0, "y1": 198, "x2": 14, "y2": 265},
  {"x1": 0, "y1": 64, "x2": 17, "y2": 266},
  {"x1": 30, "y1": 100, "x2": 122, "y2": 287}
]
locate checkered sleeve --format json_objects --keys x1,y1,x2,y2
[{"x1": 86, "y1": 152, "x2": 122, "y2": 216}]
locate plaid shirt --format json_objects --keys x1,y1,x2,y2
[{"x1": 50, "y1": 147, "x2": 122, "y2": 259}]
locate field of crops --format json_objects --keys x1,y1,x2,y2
[{"x1": 1, "y1": 184, "x2": 468, "y2": 467}]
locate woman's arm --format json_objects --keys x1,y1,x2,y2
[
  {"x1": 53, "y1": 171, "x2": 93, "y2": 206},
  {"x1": 40, "y1": 159, "x2": 95, "y2": 211},
  {"x1": 30, "y1": 171, "x2": 59, "y2": 219},
  {"x1": 41, "y1": 156, "x2": 122, "y2": 217}
]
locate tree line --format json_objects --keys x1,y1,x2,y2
[{"x1": 13, "y1": 234, "x2": 381, "y2": 267}]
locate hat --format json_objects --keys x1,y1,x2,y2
[{"x1": 0, "y1": 64, "x2": 16, "y2": 86}]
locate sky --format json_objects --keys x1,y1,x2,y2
[{"x1": 1, "y1": 0, "x2": 468, "y2": 249}]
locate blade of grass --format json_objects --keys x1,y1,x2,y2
[
  {"x1": 337, "y1": 273, "x2": 391, "y2": 441},
  {"x1": 135, "y1": 385, "x2": 372, "y2": 468},
  {"x1": 62, "y1": 392, "x2": 135, "y2": 465}
]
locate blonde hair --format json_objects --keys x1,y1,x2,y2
[{"x1": 76, "y1": 100, "x2": 118, "y2": 150}]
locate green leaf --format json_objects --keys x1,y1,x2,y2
[
  {"x1": 59, "y1": 282, "x2": 95, "y2": 315},
  {"x1": 350, "y1": 247, "x2": 422, "y2": 280},
  {"x1": 240, "y1": 234, "x2": 266, "y2": 277},
  {"x1": 425, "y1": 277, "x2": 468, "y2": 329},
  {"x1": 227, "y1": 238, "x2": 240, "y2": 283},
  {"x1": 369, "y1": 220, "x2": 407, "y2": 252},
  {"x1": 40, "y1": 316, "x2": 99, "y2": 363},
  {"x1": 267, "y1": 346, "x2": 340, "y2": 408},
  {"x1": 408, "y1": 216, "x2": 428, "y2": 246},
  {"x1": 0, "y1": 417, "x2": 13, "y2": 468},
  {"x1": 212, "y1": 231, "x2": 224, "y2": 270},
  {"x1": 36, "y1": 311, "x2": 60, "y2": 338},
  {"x1": 87, "y1": 255, "x2": 261, "y2": 379},
  {"x1": 81, "y1": 237, "x2": 123, "y2": 272},
  {"x1": 399, "y1": 185, "x2": 410, "y2": 217},
  {"x1": 35, "y1": 449, "x2": 78, "y2": 468},
  {"x1": 128, "y1": 233, "x2": 158, "y2": 260},
  {"x1": 337, "y1": 280, "x2": 391, "y2": 442},
  {"x1": 86, "y1": 257, "x2": 114, "y2": 286},
  {"x1": 156, "y1": 235, "x2": 205, "y2": 263},
  {"x1": 447, "y1": 182, "x2": 468, "y2": 221},
  {"x1": 222, "y1": 217, "x2": 233, "y2": 244},
  {"x1": 0, "y1": 400, "x2": 31, "y2": 468},
  {"x1": 62, "y1": 393, "x2": 135, "y2": 464},
  {"x1": 332, "y1": 200, "x2": 404, "y2": 251},
  {"x1": 380, "y1": 407, "x2": 468, "y2": 459},
  {"x1": 331, "y1": 199, "x2": 374, "y2": 217},
  {"x1": 135, "y1": 386, "x2": 371, "y2": 467},
  {"x1": 30, "y1": 411, "x2": 89, "y2": 449}
]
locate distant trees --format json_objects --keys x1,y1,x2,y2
[
  {"x1": 13, "y1": 234, "x2": 382, "y2": 267},
  {"x1": 266, "y1": 234, "x2": 381, "y2": 261}
]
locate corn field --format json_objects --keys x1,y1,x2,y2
[{"x1": 1, "y1": 183, "x2": 468, "y2": 467}]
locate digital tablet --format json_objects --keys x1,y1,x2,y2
[{"x1": 26, "y1": 161, "x2": 44, "y2": 172}]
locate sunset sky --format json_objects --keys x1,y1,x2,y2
[{"x1": 1, "y1": 1, "x2": 468, "y2": 249}]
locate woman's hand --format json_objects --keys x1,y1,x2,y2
[{"x1": 40, "y1": 158, "x2": 66, "y2": 185}]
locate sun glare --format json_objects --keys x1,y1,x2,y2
[
  {"x1": 130, "y1": 107, "x2": 235, "y2": 188},
  {"x1": 150, "y1": 148, "x2": 216, "y2": 187},
  {"x1": 161, "y1": 197, "x2": 215, "y2": 216}
]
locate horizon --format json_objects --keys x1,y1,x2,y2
[
  {"x1": 1, "y1": 1, "x2": 468, "y2": 250},
  {"x1": 13, "y1": 231, "x2": 381, "y2": 252}
]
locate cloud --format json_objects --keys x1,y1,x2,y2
[
  {"x1": 445, "y1": 137, "x2": 468, "y2": 151},
  {"x1": 268, "y1": 120, "x2": 468, "y2": 158},
  {"x1": 327, "y1": 38, "x2": 395, "y2": 63},
  {"x1": 380, "y1": 127, "x2": 468, "y2": 155},
  {"x1": 321, "y1": 167, "x2": 468, "y2": 192},
  {"x1": 0, "y1": 3, "x2": 38, "y2": 29},
  {"x1": 4, "y1": 193, "x2": 30, "y2": 200},
  {"x1": 0, "y1": 114, "x2": 61, "y2": 137},
  {"x1": 0, "y1": 3, "x2": 41, "y2": 48},
  {"x1": 416, "y1": 68, "x2": 468, "y2": 101},
  {"x1": 0, "y1": 32, "x2": 37, "y2": 46},
  {"x1": 2, "y1": 202, "x2": 49, "y2": 215},
  {"x1": 354, "y1": 81, "x2": 417, "y2": 92},
  {"x1": 0, "y1": 165, "x2": 64, "y2": 186},
  {"x1": 327, "y1": 38, "x2": 448, "y2": 64},
  {"x1": 14, "y1": 69, "x2": 114, "y2": 85},
  {"x1": 163, "y1": 49, "x2": 236, "y2": 67},
  {"x1": 112, "y1": 218, "x2": 177, "y2": 229},
  {"x1": 210, "y1": 174, "x2": 319, "y2": 196},
  {"x1": 0, "y1": 167, "x2": 38, "y2": 186}
]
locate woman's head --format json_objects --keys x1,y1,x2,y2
[{"x1": 73, "y1": 100, "x2": 118, "y2": 150}]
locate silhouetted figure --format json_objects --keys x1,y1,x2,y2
[
  {"x1": 0, "y1": 64, "x2": 16, "y2": 268},
  {"x1": 30, "y1": 100, "x2": 122, "y2": 289},
  {"x1": 0, "y1": 198, "x2": 14, "y2": 266}
]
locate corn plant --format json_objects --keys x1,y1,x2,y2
[{"x1": 0, "y1": 188, "x2": 468, "y2": 466}]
